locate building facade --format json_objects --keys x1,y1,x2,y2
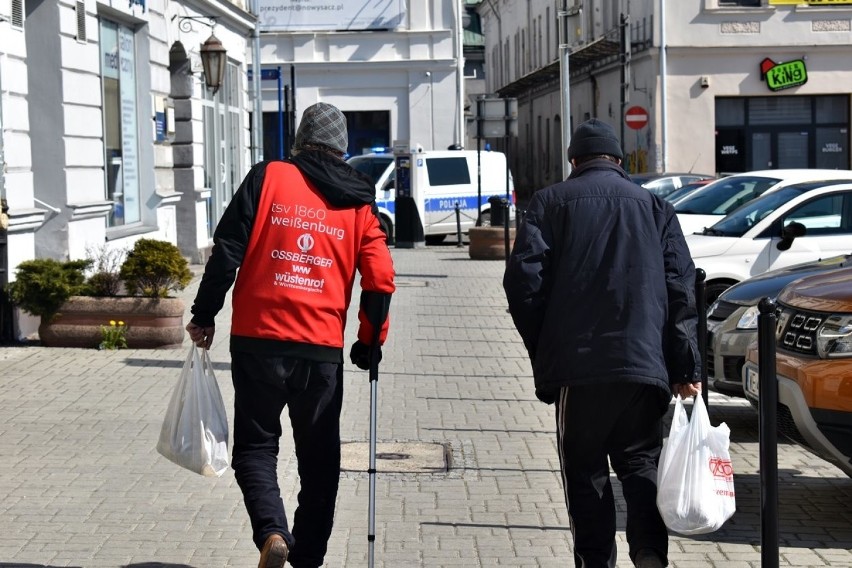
[
  {"x1": 255, "y1": 0, "x2": 468, "y2": 158},
  {"x1": 0, "y1": 0, "x2": 255, "y2": 341},
  {"x1": 478, "y1": 0, "x2": 852, "y2": 201}
]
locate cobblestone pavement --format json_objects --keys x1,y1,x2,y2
[{"x1": 1, "y1": 245, "x2": 850, "y2": 567}]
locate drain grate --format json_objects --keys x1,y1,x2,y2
[{"x1": 340, "y1": 441, "x2": 448, "y2": 473}]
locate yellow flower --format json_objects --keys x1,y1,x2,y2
[
  {"x1": 110, "y1": 320, "x2": 116, "y2": 326},
  {"x1": 118, "y1": 321, "x2": 125, "y2": 326}
]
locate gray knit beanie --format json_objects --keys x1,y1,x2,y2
[
  {"x1": 567, "y1": 118, "x2": 624, "y2": 160},
  {"x1": 293, "y1": 102, "x2": 349, "y2": 155}
]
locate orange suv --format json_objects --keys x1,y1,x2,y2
[{"x1": 742, "y1": 266, "x2": 852, "y2": 477}]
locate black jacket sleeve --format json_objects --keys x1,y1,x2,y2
[
  {"x1": 190, "y1": 162, "x2": 268, "y2": 327},
  {"x1": 661, "y1": 205, "x2": 701, "y2": 384},
  {"x1": 503, "y1": 194, "x2": 552, "y2": 362}
]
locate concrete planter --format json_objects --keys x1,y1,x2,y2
[
  {"x1": 468, "y1": 226, "x2": 516, "y2": 260},
  {"x1": 38, "y1": 296, "x2": 185, "y2": 349}
]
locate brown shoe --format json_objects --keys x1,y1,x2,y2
[{"x1": 258, "y1": 534, "x2": 289, "y2": 568}]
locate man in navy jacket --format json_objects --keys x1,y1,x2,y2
[{"x1": 504, "y1": 119, "x2": 701, "y2": 568}]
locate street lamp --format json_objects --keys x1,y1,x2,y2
[
  {"x1": 200, "y1": 34, "x2": 227, "y2": 94},
  {"x1": 173, "y1": 16, "x2": 227, "y2": 94}
]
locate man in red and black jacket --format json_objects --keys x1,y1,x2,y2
[{"x1": 187, "y1": 102, "x2": 395, "y2": 568}]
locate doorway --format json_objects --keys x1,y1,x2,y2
[{"x1": 715, "y1": 95, "x2": 849, "y2": 174}]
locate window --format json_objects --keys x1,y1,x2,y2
[
  {"x1": 100, "y1": 19, "x2": 140, "y2": 227},
  {"x1": 202, "y1": 61, "x2": 243, "y2": 238},
  {"x1": 425, "y1": 157, "x2": 470, "y2": 186},
  {"x1": 785, "y1": 194, "x2": 846, "y2": 234},
  {"x1": 718, "y1": 0, "x2": 761, "y2": 6}
]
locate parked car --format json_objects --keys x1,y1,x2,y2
[
  {"x1": 665, "y1": 178, "x2": 716, "y2": 204},
  {"x1": 630, "y1": 172, "x2": 714, "y2": 199},
  {"x1": 706, "y1": 254, "x2": 851, "y2": 396},
  {"x1": 687, "y1": 180, "x2": 852, "y2": 305},
  {"x1": 742, "y1": 266, "x2": 852, "y2": 477},
  {"x1": 675, "y1": 169, "x2": 852, "y2": 235}
]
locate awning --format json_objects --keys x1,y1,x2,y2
[{"x1": 497, "y1": 36, "x2": 622, "y2": 98}]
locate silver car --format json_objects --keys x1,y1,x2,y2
[{"x1": 706, "y1": 253, "x2": 851, "y2": 396}]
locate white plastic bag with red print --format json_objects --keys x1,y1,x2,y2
[{"x1": 656, "y1": 395, "x2": 736, "y2": 535}]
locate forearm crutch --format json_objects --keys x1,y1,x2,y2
[{"x1": 362, "y1": 291, "x2": 392, "y2": 568}]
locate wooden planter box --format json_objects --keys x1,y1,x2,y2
[
  {"x1": 39, "y1": 296, "x2": 185, "y2": 349},
  {"x1": 468, "y1": 226, "x2": 516, "y2": 260}
]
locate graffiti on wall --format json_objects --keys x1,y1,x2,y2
[{"x1": 623, "y1": 129, "x2": 652, "y2": 174}]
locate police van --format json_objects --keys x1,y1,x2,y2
[{"x1": 347, "y1": 149, "x2": 515, "y2": 244}]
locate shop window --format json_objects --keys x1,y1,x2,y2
[
  {"x1": 716, "y1": 98, "x2": 745, "y2": 127},
  {"x1": 815, "y1": 127, "x2": 849, "y2": 170},
  {"x1": 100, "y1": 19, "x2": 140, "y2": 227},
  {"x1": 717, "y1": 0, "x2": 761, "y2": 6},
  {"x1": 816, "y1": 96, "x2": 849, "y2": 124},
  {"x1": 749, "y1": 97, "x2": 810, "y2": 125},
  {"x1": 345, "y1": 110, "x2": 390, "y2": 156},
  {"x1": 202, "y1": 61, "x2": 243, "y2": 238}
]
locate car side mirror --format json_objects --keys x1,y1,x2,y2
[{"x1": 777, "y1": 221, "x2": 807, "y2": 251}]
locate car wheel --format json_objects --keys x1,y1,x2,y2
[{"x1": 705, "y1": 281, "x2": 737, "y2": 308}]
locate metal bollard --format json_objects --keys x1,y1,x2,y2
[
  {"x1": 757, "y1": 297, "x2": 779, "y2": 568},
  {"x1": 695, "y1": 268, "x2": 708, "y2": 408},
  {"x1": 455, "y1": 202, "x2": 463, "y2": 248}
]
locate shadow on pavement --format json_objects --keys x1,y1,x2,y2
[
  {"x1": 0, "y1": 565, "x2": 83, "y2": 568},
  {"x1": 688, "y1": 470, "x2": 852, "y2": 548},
  {"x1": 421, "y1": 520, "x2": 571, "y2": 532},
  {"x1": 122, "y1": 357, "x2": 231, "y2": 371},
  {"x1": 124, "y1": 564, "x2": 196, "y2": 568}
]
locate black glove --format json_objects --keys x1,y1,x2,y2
[{"x1": 350, "y1": 341, "x2": 380, "y2": 370}]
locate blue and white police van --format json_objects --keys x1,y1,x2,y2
[{"x1": 347, "y1": 148, "x2": 515, "y2": 244}]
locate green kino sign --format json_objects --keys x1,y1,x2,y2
[{"x1": 760, "y1": 58, "x2": 808, "y2": 92}]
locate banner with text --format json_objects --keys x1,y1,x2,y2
[
  {"x1": 258, "y1": 0, "x2": 406, "y2": 32},
  {"x1": 769, "y1": 0, "x2": 852, "y2": 5}
]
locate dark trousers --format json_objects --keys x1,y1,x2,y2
[
  {"x1": 230, "y1": 352, "x2": 343, "y2": 568},
  {"x1": 555, "y1": 383, "x2": 670, "y2": 568}
]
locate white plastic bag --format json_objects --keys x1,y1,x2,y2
[
  {"x1": 156, "y1": 346, "x2": 230, "y2": 477},
  {"x1": 656, "y1": 395, "x2": 736, "y2": 535}
]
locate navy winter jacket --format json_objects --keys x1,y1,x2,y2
[{"x1": 503, "y1": 159, "x2": 700, "y2": 404}]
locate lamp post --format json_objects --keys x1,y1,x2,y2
[
  {"x1": 200, "y1": 34, "x2": 227, "y2": 94},
  {"x1": 173, "y1": 16, "x2": 227, "y2": 94}
]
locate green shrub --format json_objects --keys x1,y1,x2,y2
[
  {"x1": 119, "y1": 239, "x2": 192, "y2": 298},
  {"x1": 83, "y1": 244, "x2": 125, "y2": 296},
  {"x1": 7, "y1": 258, "x2": 91, "y2": 320}
]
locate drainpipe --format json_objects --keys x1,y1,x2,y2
[
  {"x1": 659, "y1": 0, "x2": 668, "y2": 172},
  {"x1": 455, "y1": 0, "x2": 464, "y2": 147},
  {"x1": 0, "y1": 62, "x2": 5, "y2": 204},
  {"x1": 250, "y1": 0, "x2": 264, "y2": 164},
  {"x1": 559, "y1": 0, "x2": 571, "y2": 178}
]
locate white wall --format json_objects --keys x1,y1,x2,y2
[{"x1": 260, "y1": 0, "x2": 462, "y2": 153}]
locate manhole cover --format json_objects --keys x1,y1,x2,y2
[{"x1": 340, "y1": 441, "x2": 448, "y2": 473}]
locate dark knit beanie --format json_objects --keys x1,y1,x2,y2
[
  {"x1": 293, "y1": 102, "x2": 348, "y2": 154},
  {"x1": 567, "y1": 118, "x2": 623, "y2": 160}
]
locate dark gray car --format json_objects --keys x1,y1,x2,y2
[{"x1": 706, "y1": 253, "x2": 851, "y2": 396}]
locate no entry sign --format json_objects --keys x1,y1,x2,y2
[{"x1": 625, "y1": 106, "x2": 649, "y2": 130}]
